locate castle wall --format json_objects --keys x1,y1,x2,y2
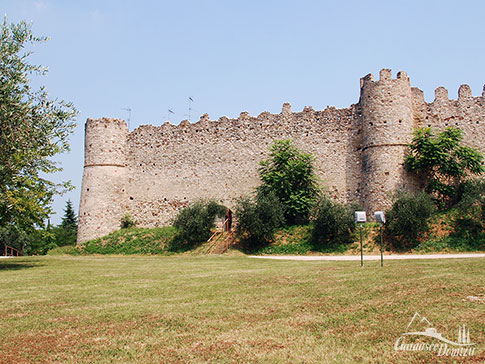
[
  {"x1": 422, "y1": 85, "x2": 485, "y2": 155},
  {"x1": 77, "y1": 70, "x2": 485, "y2": 243},
  {"x1": 122, "y1": 105, "x2": 361, "y2": 228}
]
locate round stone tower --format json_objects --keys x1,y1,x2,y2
[
  {"x1": 359, "y1": 69, "x2": 416, "y2": 212},
  {"x1": 77, "y1": 118, "x2": 128, "y2": 243}
]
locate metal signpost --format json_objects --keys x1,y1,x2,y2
[
  {"x1": 354, "y1": 211, "x2": 367, "y2": 267},
  {"x1": 374, "y1": 211, "x2": 386, "y2": 267}
]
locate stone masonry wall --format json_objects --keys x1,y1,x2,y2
[
  {"x1": 122, "y1": 104, "x2": 361, "y2": 228},
  {"x1": 77, "y1": 69, "x2": 485, "y2": 243}
]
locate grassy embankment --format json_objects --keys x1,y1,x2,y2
[
  {"x1": 0, "y1": 255, "x2": 484, "y2": 363},
  {"x1": 47, "y1": 207, "x2": 485, "y2": 257}
]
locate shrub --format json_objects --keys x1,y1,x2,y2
[
  {"x1": 120, "y1": 214, "x2": 137, "y2": 229},
  {"x1": 234, "y1": 192, "x2": 285, "y2": 251},
  {"x1": 168, "y1": 200, "x2": 227, "y2": 251},
  {"x1": 310, "y1": 196, "x2": 356, "y2": 250},
  {"x1": 47, "y1": 245, "x2": 81, "y2": 256},
  {"x1": 51, "y1": 226, "x2": 77, "y2": 246},
  {"x1": 24, "y1": 228, "x2": 58, "y2": 255},
  {"x1": 452, "y1": 217, "x2": 483, "y2": 244},
  {"x1": 385, "y1": 191, "x2": 436, "y2": 250},
  {"x1": 452, "y1": 179, "x2": 485, "y2": 241}
]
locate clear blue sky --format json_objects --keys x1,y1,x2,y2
[{"x1": 2, "y1": 0, "x2": 485, "y2": 224}]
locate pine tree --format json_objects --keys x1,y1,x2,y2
[{"x1": 61, "y1": 200, "x2": 77, "y2": 230}]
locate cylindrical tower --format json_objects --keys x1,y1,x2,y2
[
  {"x1": 77, "y1": 118, "x2": 128, "y2": 243},
  {"x1": 359, "y1": 69, "x2": 416, "y2": 213}
]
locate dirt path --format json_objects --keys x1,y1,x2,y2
[{"x1": 248, "y1": 253, "x2": 485, "y2": 261}]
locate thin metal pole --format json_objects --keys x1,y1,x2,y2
[
  {"x1": 360, "y1": 223, "x2": 363, "y2": 267},
  {"x1": 380, "y1": 224, "x2": 384, "y2": 267}
]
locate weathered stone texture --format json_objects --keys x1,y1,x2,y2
[{"x1": 77, "y1": 70, "x2": 485, "y2": 243}]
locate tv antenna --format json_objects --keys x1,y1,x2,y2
[
  {"x1": 168, "y1": 109, "x2": 175, "y2": 122},
  {"x1": 121, "y1": 107, "x2": 132, "y2": 129},
  {"x1": 187, "y1": 97, "x2": 194, "y2": 122}
]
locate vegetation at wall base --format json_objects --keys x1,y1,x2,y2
[
  {"x1": 310, "y1": 196, "x2": 358, "y2": 250},
  {"x1": 384, "y1": 191, "x2": 436, "y2": 251},
  {"x1": 79, "y1": 226, "x2": 176, "y2": 255},
  {"x1": 234, "y1": 192, "x2": 285, "y2": 252},
  {"x1": 168, "y1": 199, "x2": 227, "y2": 252},
  {"x1": 120, "y1": 214, "x2": 137, "y2": 229}
]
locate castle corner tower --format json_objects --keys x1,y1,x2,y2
[
  {"x1": 77, "y1": 118, "x2": 128, "y2": 243},
  {"x1": 359, "y1": 69, "x2": 417, "y2": 212}
]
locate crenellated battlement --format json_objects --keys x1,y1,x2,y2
[
  {"x1": 78, "y1": 69, "x2": 485, "y2": 243},
  {"x1": 360, "y1": 68, "x2": 410, "y2": 89}
]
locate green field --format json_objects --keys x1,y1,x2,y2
[{"x1": 0, "y1": 256, "x2": 484, "y2": 363}]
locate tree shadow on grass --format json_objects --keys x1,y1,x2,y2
[{"x1": 0, "y1": 260, "x2": 43, "y2": 271}]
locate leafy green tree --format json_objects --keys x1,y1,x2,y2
[
  {"x1": 234, "y1": 192, "x2": 285, "y2": 251},
  {"x1": 404, "y1": 127, "x2": 484, "y2": 208},
  {"x1": 0, "y1": 225, "x2": 31, "y2": 253},
  {"x1": 384, "y1": 191, "x2": 436, "y2": 250},
  {"x1": 0, "y1": 19, "x2": 77, "y2": 232},
  {"x1": 310, "y1": 196, "x2": 357, "y2": 250},
  {"x1": 452, "y1": 179, "x2": 485, "y2": 242},
  {"x1": 258, "y1": 139, "x2": 319, "y2": 224},
  {"x1": 168, "y1": 199, "x2": 227, "y2": 251}
]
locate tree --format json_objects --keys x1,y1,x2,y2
[
  {"x1": 258, "y1": 139, "x2": 319, "y2": 224},
  {"x1": 234, "y1": 192, "x2": 285, "y2": 251},
  {"x1": 168, "y1": 199, "x2": 227, "y2": 251},
  {"x1": 384, "y1": 191, "x2": 436, "y2": 250},
  {"x1": 60, "y1": 200, "x2": 77, "y2": 230},
  {"x1": 404, "y1": 127, "x2": 484, "y2": 208},
  {"x1": 311, "y1": 196, "x2": 357, "y2": 250},
  {"x1": 52, "y1": 200, "x2": 78, "y2": 246},
  {"x1": 0, "y1": 19, "x2": 77, "y2": 232}
]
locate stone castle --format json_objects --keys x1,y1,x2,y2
[{"x1": 77, "y1": 69, "x2": 485, "y2": 243}]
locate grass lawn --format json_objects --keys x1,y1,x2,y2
[{"x1": 0, "y1": 256, "x2": 484, "y2": 363}]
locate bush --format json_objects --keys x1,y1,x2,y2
[
  {"x1": 385, "y1": 191, "x2": 436, "y2": 250},
  {"x1": 120, "y1": 214, "x2": 137, "y2": 229},
  {"x1": 234, "y1": 192, "x2": 285, "y2": 251},
  {"x1": 453, "y1": 217, "x2": 483, "y2": 242},
  {"x1": 47, "y1": 245, "x2": 81, "y2": 256},
  {"x1": 310, "y1": 196, "x2": 356, "y2": 250},
  {"x1": 24, "y1": 228, "x2": 58, "y2": 255},
  {"x1": 51, "y1": 226, "x2": 77, "y2": 247},
  {"x1": 168, "y1": 200, "x2": 227, "y2": 251},
  {"x1": 452, "y1": 179, "x2": 485, "y2": 241}
]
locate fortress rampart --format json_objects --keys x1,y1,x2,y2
[{"x1": 77, "y1": 69, "x2": 485, "y2": 243}]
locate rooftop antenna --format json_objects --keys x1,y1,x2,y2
[
  {"x1": 188, "y1": 97, "x2": 194, "y2": 122},
  {"x1": 121, "y1": 107, "x2": 132, "y2": 130},
  {"x1": 168, "y1": 109, "x2": 175, "y2": 122}
]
